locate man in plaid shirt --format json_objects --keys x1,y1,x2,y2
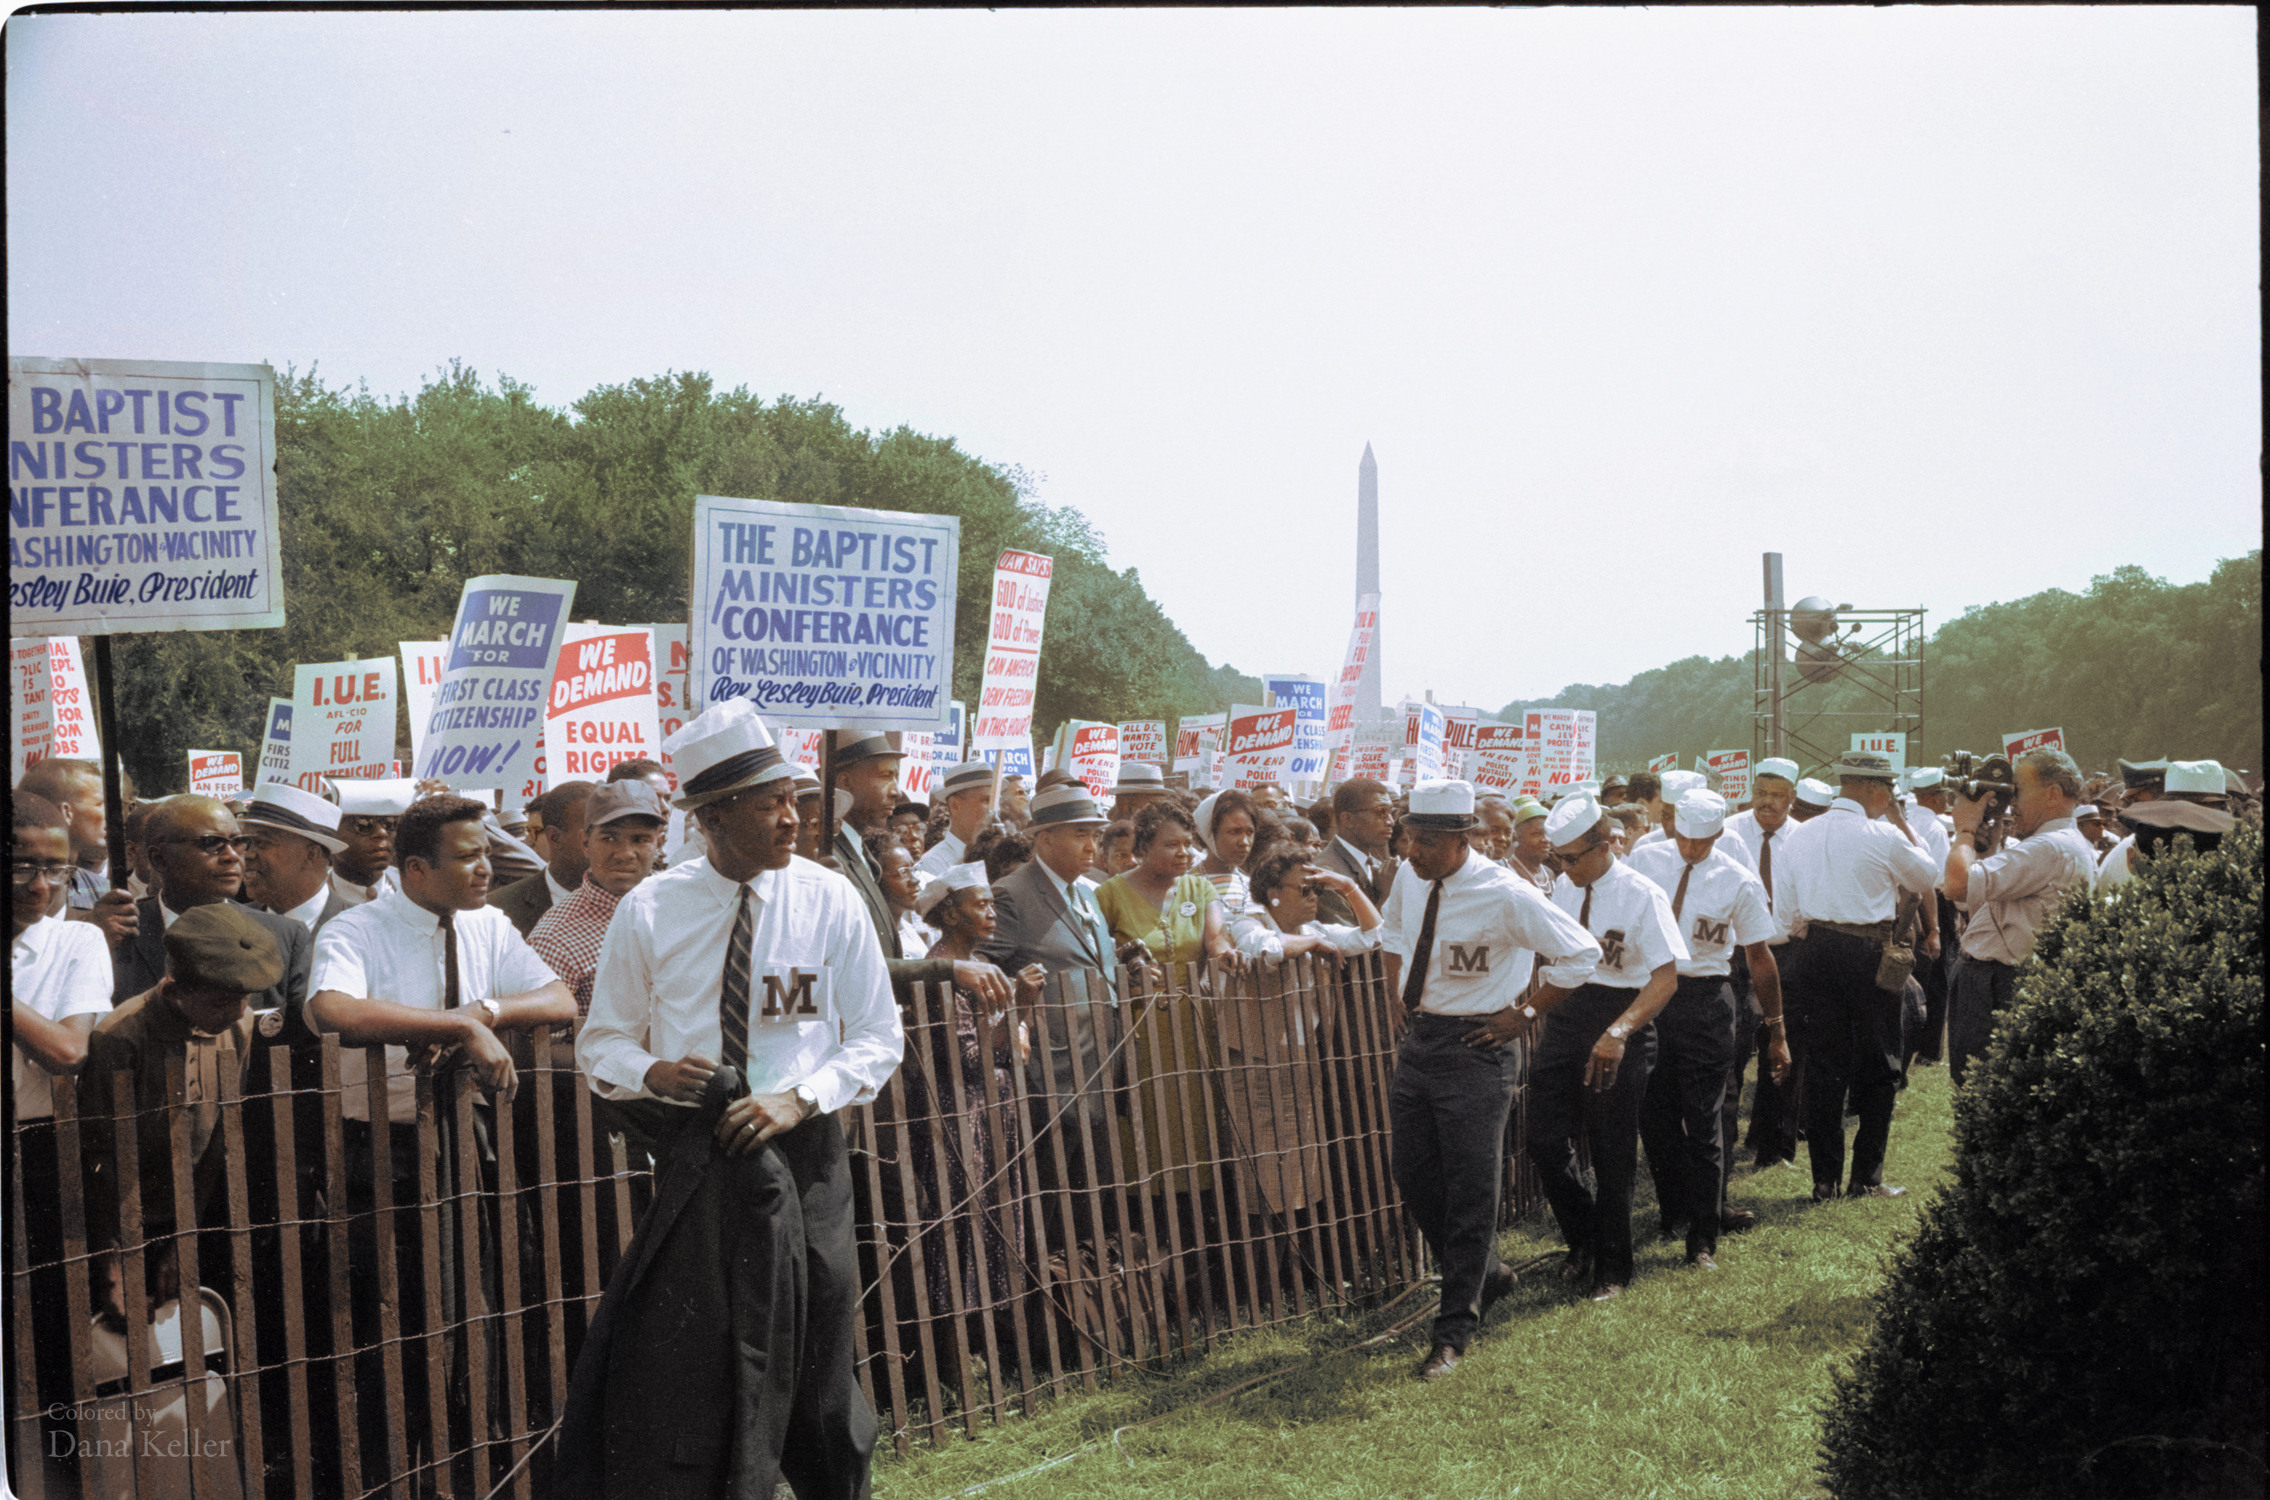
[{"x1": 531, "y1": 781, "x2": 669, "y2": 1018}]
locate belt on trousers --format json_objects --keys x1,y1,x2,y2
[{"x1": 1813, "y1": 919, "x2": 1894, "y2": 941}]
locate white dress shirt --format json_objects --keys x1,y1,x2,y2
[
  {"x1": 913, "y1": 831, "x2": 967, "y2": 881},
  {"x1": 1625, "y1": 843, "x2": 1775, "y2": 979},
  {"x1": 311, "y1": 898, "x2": 561, "y2": 1123},
  {"x1": 330, "y1": 867, "x2": 401, "y2": 908},
  {"x1": 1382, "y1": 850, "x2": 1600, "y2": 1016},
  {"x1": 278, "y1": 884, "x2": 330, "y2": 932},
  {"x1": 11, "y1": 913, "x2": 113, "y2": 1120},
  {"x1": 1775, "y1": 798, "x2": 1940, "y2": 934},
  {"x1": 1229, "y1": 911, "x2": 1381, "y2": 965},
  {"x1": 1955, "y1": 816, "x2": 2099, "y2": 965},
  {"x1": 1551, "y1": 860, "x2": 1689, "y2": 989},
  {"x1": 1336, "y1": 837, "x2": 1382, "y2": 890},
  {"x1": 1720, "y1": 809, "x2": 1789, "y2": 932},
  {"x1": 2093, "y1": 834, "x2": 2138, "y2": 896},
  {"x1": 1636, "y1": 823, "x2": 1757, "y2": 875},
  {"x1": 1900, "y1": 796, "x2": 1951, "y2": 886},
  {"x1": 577, "y1": 854, "x2": 901, "y2": 1114}
]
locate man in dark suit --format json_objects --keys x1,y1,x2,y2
[
  {"x1": 1316, "y1": 777, "x2": 1399, "y2": 928},
  {"x1": 487, "y1": 780, "x2": 596, "y2": 938},
  {"x1": 238, "y1": 783, "x2": 354, "y2": 935},
  {"x1": 112, "y1": 795, "x2": 314, "y2": 1020}
]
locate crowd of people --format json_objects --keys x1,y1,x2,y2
[{"x1": 8, "y1": 719, "x2": 2255, "y2": 1495}]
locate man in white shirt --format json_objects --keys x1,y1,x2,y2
[
  {"x1": 1903, "y1": 767, "x2": 1958, "y2": 1066},
  {"x1": 1530, "y1": 794, "x2": 1687, "y2": 1302},
  {"x1": 1720, "y1": 756, "x2": 1801, "y2": 1168},
  {"x1": 564, "y1": 700, "x2": 899, "y2": 1500},
  {"x1": 1629, "y1": 791, "x2": 1785, "y2": 1269},
  {"x1": 327, "y1": 777, "x2": 417, "y2": 906},
  {"x1": 1382, "y1": 781, "x2": 1599, "y2": 1378},
  {"x1": 1629, "y1": 769, "x2": 1707, "y2": 855},
  {"x1": 915, "y1": 760, "x2": 997, "y2": 880},
  {"x1": 239, "y1": 782, "x2": 353, "y2": 933},
  {"x1": 309, "y1": 792, "x2": 573, "y2": 1484},
  {"x1": 1774, "y1": 751, "x2": 1940, "y2": 1201}
]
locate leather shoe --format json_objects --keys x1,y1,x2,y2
[
  {"x1": 1590, "y1": 1282, "x2": 1625, "y2": 1302},
  {"x1": 1479, "y1": 1264, "x2": 1518, "y2": 1322},
  {"x1": 1559, "y1": 1249, "x2": 1593, "y2": 1286},
  {"x1": 1417, "y1": 1343, "x2": 1461, "y2": 1380},
  {"x1": 1719, "y1": 1207, "x2": 1758, "y2": 1233},
  {"x1": 1811, "y1": 1181, "x2": 1841, "y2": 1203},
  {"x1": 1848, "y1": 1182, "x2": 1907, "y2": 1199},
  {"x1": 1687, "y1": 1250, "x2": 1719, "y2": 1271}
]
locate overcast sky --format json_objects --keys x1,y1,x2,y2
[{"x1": 8, "y1": 7, "x2": 2258, "y2": 712}]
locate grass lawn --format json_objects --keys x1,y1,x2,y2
[{"x1": 877, "y1": 1064, "x2": 1959, "y2": 1500}]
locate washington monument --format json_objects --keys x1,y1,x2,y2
[{"x1": 1356, "y1": 442, "x2": 1382, "y2": 721}]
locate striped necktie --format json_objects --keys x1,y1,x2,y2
[{"x1": 719, "y1": 885, "x2": 754, "y2": 1082}]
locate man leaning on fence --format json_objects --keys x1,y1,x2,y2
[
  {"x1": 564, "y1": 700, "x2": 901, "y2": 1500},
  {"x1": 1383, "y1": 779, "x2": 1600, "y2": 1381}
]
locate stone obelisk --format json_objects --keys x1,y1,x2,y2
[{"x1": 1356, "y1": 442, "x2": 1382, "y2": 721}]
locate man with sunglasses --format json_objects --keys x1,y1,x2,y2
[
  {"x1": 328, "y1": 777, "x2": 417, "y2": 906},
  {"x1": 109, "y1": 795, "x2": 315, "y2": 1023},
  {"x1": 1317, "y1": 777, "x2": 1398, "y2": 929}
]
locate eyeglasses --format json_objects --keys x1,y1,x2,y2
[
  {"x1": 347, "y1": 817, "x2": 398, "y2": 837},
  {"x1": 160, "y1": 834, "x2": 251, "y2": 856},
  {"x1": 10, "y1": 860, "x2": 75, "y2": 885}
]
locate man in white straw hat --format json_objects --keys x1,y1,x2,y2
[
  {"x1": 563, "y1": 699, "x2": 900, "y2": 1499},
  {"x1": 916, "y1": 759, "x2": 999, "y2": 881},
  {"x1": 2093, "y1": 757, "x2": 2235, "y2": 899},
  {"x1": 1383, "y1": 780, "x2": 1599, "y2": 1378},
  {"x1": 1772, "y1": 750, "x2": 1939, "y2": 1201},
  {"x1": 238, "y1": 781, "x2": 353, "y2": 934},
  {"x1": 1628, "y1": 790, "x2": 1786, "y2": 1268},
  {"x1": 1529, "y1": 792, "x2": 1686, "y2": 1302},
  {"x1": 1940, "y1": 745, "x2": 2098, "y2": 1086}
]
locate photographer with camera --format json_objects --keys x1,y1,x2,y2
[{"x1": 1941, "y1": 745, "x2": 2098, "y2": 1086}]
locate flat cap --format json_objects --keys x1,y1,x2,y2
[
  {"x1": 164, "y1": 903, "x2": 285, "y2": 994},
  {"x1": 586, "y1": 780, "x2": 668, "y2": 828}
]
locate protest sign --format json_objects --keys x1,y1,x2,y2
[
  {"x1": 290, "y1": 657, "x2": 399, "y2": 788},
  {"x1": 257, "y1": 698, "x2": 292, "y2": 788},
  {"x1": 632, "y1": 624, "x2": 693, "y2": 795},
  {"x1": 1524, "y1": 709, "x2": 1598, "y2": 791},
  {"x1": 930, "y1": 700, "x2": 966, "y2": 784},
  {"x1": 9, "y1": 358, "x2": 285, "y2": 637},
  {"x1": 186, "y1": 750, "x2": 242, "y2": 798},
  {"x1": 897, "y1": 732, "x2": 937, "y2": 800},
  {"x1": 1053, "y1": 720, "x2": 1121, "y2": 801},
  {"x1": 1470, "y1": 719, "x2": 1530, "y2": 793},
  {"x1": 1323, "y1": 593, "x2": 1381, "y2": 757},
  {"x1": 1118, "y1": 719, "x2": 1166, "y2": 767},
  {"x1": 1647, "y1": 751, "x2": 1677, "y2": 774},
  {"x1": 972, "y1": 549, "x2": 1051, "y2": 750},
  {"x1": 689, "y1": 495, "x2": 958, "y2": 731},
  {"x1": 416, "y1": 574, "x2": 576, "y2": 791},
  {"x1": 2002, "y1": 727, "x2": 2065, "y2": 758},
  {"x1": 545, "y1": 627, "x2": 660, "y2": 789},
  {"x1": 979, "y1": 740, "x2": 1034, "y2": 786},
  {"x1": 1851, "y1": 732, "x2": 1908, "y2": 764},
  {"x1": 1350, "y1": 718, "x2": 1398, "y2": 784},
  {"x1": 1707, "y1": 748, "x2": 1751, "y2": 805},
  {"x1": 10, "y1": 639, "x2": 53, "y2": 783},
  {"x1": 776, "y1": 725, "x2": 825, "y2": 777},
  {"x1": 1265, "y1": 675, "x2": 1329, "y2": 785},
  {"x1": 1402, "y1": 701, "x2": 1448, "y2": 783},
  {"x1": 36, "y1": 639, "x2": 100, "y2": 761},
  {"x1": 1173, "y1": 712, "x2": 1225, "y2": 776},
  {"x1": 399, "y1": 641, "x2": 449, "y2": 766},
  {"x1": 1443, "y1": 705, "x2": 1479, "y2": 777}
]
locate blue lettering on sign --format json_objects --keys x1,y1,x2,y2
[
  {"x1": 449, "y1": 589, "x2": 563, "y2": 671},
  {"x1": 270, "y1": 705, "x2": 292, "y2": 744}
]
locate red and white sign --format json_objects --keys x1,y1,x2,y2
[
  {"x1": 1469, "y1": 720, "x2": 1531, "y2": 793},
  {"x1": 1523, "y1": 708, "x2": 1597, "y2": 791},
  {"x1": 2002, "y1": 727, "x2": 2065, "y2": 759},
  {"x1": 1647, "y1": 751, "x2": 1677, "y2": 774},
  {"x1": 10, "y1": 639, "x2": 54, "y2": 784},
  {"x1": 1323, "y1": 592, "x2": 1381, "y2": 754},
  {"x1": 290, "y1": 657, "x2": 399, "y2": 791},
  {"x1": 1058, "y1": 720, "x2": 1121, "y2": 801},
  {"x1": 897, "y1": 731, "x2": 936, "y2": 800},
  {"x1": 642, "y1": 624, "x2": 691, "y2": 795},
  {"x1": 399, "y1": 641, "x2": 450, "y2": 767},
  {"x1": 1173, "y1": 712, "x2": 1225, "y2": 775},
  {"x1": 779, "y1": 725, "x2": 825, "y2": 777},
  {"x1": 1706, "y1": 748, "x2": 1751, "y2": 805},
  {"x1": 1443, "y1": 706, "x2": 1479, "y2": 777},
  {"x1": 187, "y1": 751, "x2": 243, "y2": 799},
  {"x1": 1850, "y1": 733, "x2": 1908, "y2": 763},
  {"x1": 1224, "y1": 704, "x2": 1297, "y2": 789},
  {"x1": 545, "y1": 628, "x2": 660, "y2": 789},
  {"x1": 43, "y1": 639, "x2": 97, "y2": 761},
  {"x1": 973, "y1": 550, "x2": 1053, "y2": 750},
  {"x1": 1349, "y1": 719, "x2": 1397, "y2": 784},
  {"x1": 1118, "y1": 719, "x2": 1167, "y2": 767}
]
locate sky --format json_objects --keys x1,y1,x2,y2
[{"x1": 7, "y1": 7, "x2": 2259, "y2": 713}]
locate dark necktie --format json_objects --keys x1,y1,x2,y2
[
  {"x1": 1400, "y1": 879, "x2": 1445, "y2": 1013},
  {"x1": 1759, "y1": 829, "x2": 1775, "y2": 911},
  {"x1": 439, "y1": 909, "x2": 461, "y2": 1010},
  {"x1": 719, "y1": 885, "x2": 754, "y2": 1081},
  {"x1": 1671, "y1": 862, "x2": 1694, "y2": 921},
  {"x1": 1578, "y1": 882, "x2": 1595, "y2": 931}
]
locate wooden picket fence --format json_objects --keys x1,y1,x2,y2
[{"x1": 7, "y1": 952, "x2": 1545, "y2": 1498}]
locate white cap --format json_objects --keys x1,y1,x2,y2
[
  {"x1": 1408, "y1": 779, "x2": 1478, "y2": 828},
  {"x1": 1544, "y1": 792, "x2": 1605, "y2": 848},
  {"x1": 1674, "y1": 789, "x2": 1728, "y2": 838},
  {"x1": 1571, "y1": 779, "x2": 1602, "y2": 799},
  {"x1": 328, "y1": 777, "x2": 419, "y2": 816},
  {"x1": 663, "y1": 700, "x2": 791, "y2": 810},
  {"x1": 241, "y1": 782, "x2": 348, "y2": 853},
  {"x1": 1795, "y1": 777, "x2": 1836, "y2": 808},
  {"x1": 1905, "y1": 766, "x2": 1945, "y2": 790},
  {"x1": 916, "y1": 861, "x2": 990, "y2": 918},
  {"x1": 2165, "y1": 759, "x2": 2227, "y2": 795},
  {"x1": 1755, "y1": 757, "x2": 1800, "y2": 785},
  {"x1": 1661, "y1": 769, "x2": 1707, "y2": 799}
]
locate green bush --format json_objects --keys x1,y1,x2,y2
[{"x1": 1820, "y1": 823, "x2": 2265, "y2": 1500}]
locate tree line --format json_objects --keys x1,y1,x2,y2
[
  {"x1": 102, "y1": 363, "x2": 1262, "y2": 792},
  {"x1": 1496, "y1": 554, "x2": 2263, "y2": 778}
]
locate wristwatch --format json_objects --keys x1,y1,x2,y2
[
  {"x1": 1606, "y1": 1023, "x2": 1632, "y2": 1042},
  {"x1": 1519, "y1": 1005, "x2": 1538, "y2": 1022},
  {"x1": 470, "y1": 997, "x2": 502, "y2": 1025},
  {"x1": 792, "y1": 1083, "x2": 821, "y2": 1120}
]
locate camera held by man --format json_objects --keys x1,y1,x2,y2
[{"x1": 1942, "y1": 751, "x2": 2017, "y2": 849}]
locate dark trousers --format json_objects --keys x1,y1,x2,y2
[
  {"x1": 1947, "y1": 953, "x2": 2015, "y2": 1088},
  {"x1": 1389, "y1": 1013, "x2": 1522, "y2": 1351},
  {"x1": 1640, "y1": 978, "x2": 1737, "y2": 1257},
  {"x1": 1915, "y1": 894, "x2": 1957, "y2": 1061},
  {"x1": 1797, "y1": 930, "x2": 1904, "y2": 1191},
  {"x1": 1528, "y1": 986, "x2": 1657, "y2": 1290},
  {"x1": 1718, "y1": 965, "x2": 1759, "y2": 1213},
  {"x1": 1747, "y1": 936, "x2": 1808, "y2": 1163}
]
